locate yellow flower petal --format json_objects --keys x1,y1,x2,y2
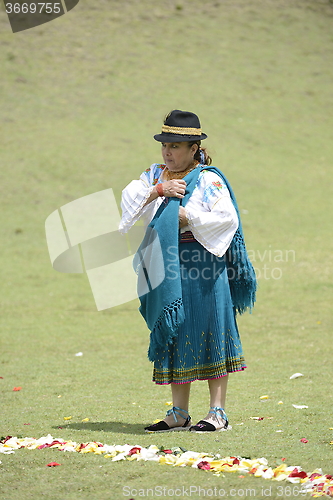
[
  {"x1": 260, "y1": 395, "x2": 269, "y2": 400},
  {"x1": 63, "y1": 416, "x2": 72, "y2": 421},
  {"x1": 81, "y1": 418, "x2": 89, "y2": 422},
  {"x1": 159, "y1": 455, "x2": 177, "y2": 465}
]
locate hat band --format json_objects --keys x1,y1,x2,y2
[{"x1": 161, "y1": 125, "x2": 202, "y2": 136}]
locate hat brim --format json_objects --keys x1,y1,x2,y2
[{"x1": 154, "y1": 132, "x2": 207, "y2": 143}]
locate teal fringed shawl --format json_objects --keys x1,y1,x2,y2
[{"x1": 134, "y1": 165, "x2": 256, "y2": 362}]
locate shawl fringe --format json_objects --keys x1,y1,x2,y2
[
  {"x1": 226, "y1": 228, "x2": 257, "y2": 315},
  {"x1": 147, "y1": 298, "x2": 185, "y2": 362}
]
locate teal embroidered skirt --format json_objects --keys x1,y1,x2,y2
[{"x1": 152, "y1": 238, "x2": 246, "y2": 385}]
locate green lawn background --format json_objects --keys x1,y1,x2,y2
[{"x1": 0, "y1": 1, "x2": 332, "y2": 499}]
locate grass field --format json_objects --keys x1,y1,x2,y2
[{"x1": 0, "y1": 1, "x2": 333, "y2": 499}]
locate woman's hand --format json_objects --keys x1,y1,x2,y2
[
  {"x1": 162, "y1": 179, "x2": 186, "y2": 198},
  {"x1": 144, "y1": 179, "x2": 186, "y2": 207},
  {"x1": 178, "y1": 206, "x2": 189, "y2": 228}
]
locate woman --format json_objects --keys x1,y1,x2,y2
[{"x1": 119, "y1": 110, "x2": 256, "y2": 432}]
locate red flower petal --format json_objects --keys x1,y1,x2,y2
[
  {"x1": 46, "y1": 462, "x2": 61, "y2": 467},
  {"x1": 310, "y1": 473, "x2": 322, "y2": 481},
  {"x1": 128, "y1": 447, "x2": 141, "y2": 456},
  {"x1": 197, "y1": 461, "x2": 211, "y2": 470},
  {"x1": 1, "y1": 436, "x2": 13, "y2": 444},
  {"x1": 13, "y1": 387, "x2": 22, "y2": 391},
  {"x1": 288, "y1": 469, "x2": 308, "y2": 479},
  {"x1": 300, "y1": 438, "x2": 308, "y2": 443}
]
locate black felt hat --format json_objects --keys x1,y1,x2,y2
[{"x1": 154, "y1": 109, "x2": 208, "y2": 142}]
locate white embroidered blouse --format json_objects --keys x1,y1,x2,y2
[{"x1": 119, "y1": 164, "x2": 239, "y2": 257}]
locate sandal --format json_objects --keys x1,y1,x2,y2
[
  {"x1": 189, "y1": 406, "x2": 229, "y2": 432},
  {"x1": 144, "y1": 406, "x2": 191, "y2": 433}
]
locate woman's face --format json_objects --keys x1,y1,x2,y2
[{"x1": 161, "y1": 142, "x2": 198, "y2": 171}]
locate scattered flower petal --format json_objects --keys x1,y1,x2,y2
[
  {"x1": 63, "y1": 416, "x2": 72, "y2": 421},
  {"x1": 13, "y1": 387, "x2": 22, "y2": 391},
  {"x1": 75, "y1": 352, "x2": 83, "y2": 357},
  {"x1": 278, "y1": 401, "x2": 283, "y2": 405},
  {"x1": 290, "y1": 373, "x2": 304, "y2": 380},
  {"x1": 24, "y1": 423, "x2": 31, "y2": 426},
  {"x1": 300, "y1": 438, "x2": 308, "y2": 443},
  {"x1": 260, "y1": 395, "x2": 269, "y2": 399},
  {"x1": 2, "y1": 435, "x2": 333, "y2": 497},
  {"x1": 128, "y1": 447, "x2": 141, "y2": 456},
  {"x1": 165, "y1": 401, "x2": 172, "y2": 406},
  {"x1": 81, "y1": 418, "x2": 90, "y2": 422},
  {"x1": 289, "y1": 468, "x2": 308, "y2": 479},
  {"x1": 197, "y1": 461, "x2": 211, "y2": 470},
  {"x1": 292, "y1": 405, "x2": 308, "y2": 409}
]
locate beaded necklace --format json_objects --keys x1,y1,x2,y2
[{"x1": 164, "y1": 162, "x2": 199, "y2": 181}]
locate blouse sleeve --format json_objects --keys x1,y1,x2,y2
[
  {"x1": 184, "y1": 171, "x2": 239, "y2": 257},
  {"x1": 118, "y1": 164, "x2": 164, "y2": 234}
]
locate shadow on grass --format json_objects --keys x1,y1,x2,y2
[{"x1": 52, "y1": 421, "x2": 146, "y2": 434}]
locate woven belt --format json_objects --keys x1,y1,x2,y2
[{"x1": 180, "y1": 231, "x2": 196, "y2": 243}]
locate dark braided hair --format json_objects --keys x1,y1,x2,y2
[{"x1": 188, "y1": 140, "x2": 212, "y2": 166}]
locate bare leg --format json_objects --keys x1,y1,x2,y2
[
  {"x1": 201, "y1": 375, "x2": 229, "y2": 428},
  {"x1": 209, "y1": 375, "x2": 228, "y2": 408},
  {"x1": 163, "y1": 382, "x2": 191, "y2": 427}
]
